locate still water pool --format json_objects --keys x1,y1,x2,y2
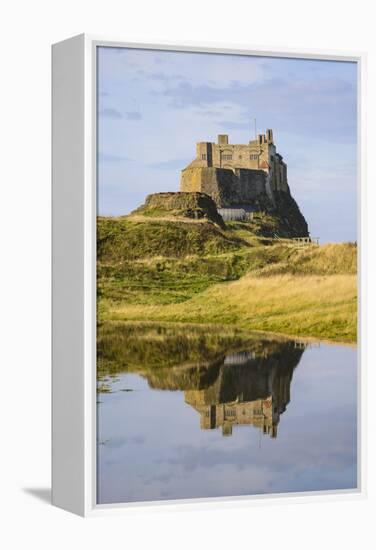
[{"x1": 97, "y1": 324, "x2": 357, "y2": 504}]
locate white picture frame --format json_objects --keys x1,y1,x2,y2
[{"x1": 52, "y1": 34, "x2": 366, "y2": 517}]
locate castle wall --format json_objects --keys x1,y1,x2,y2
[
  {"x1": 185, "y1": 395, "x2": 277, "y2": 437},
  {"x1": 196, "y1": 141, "x2": 268, "y2": 171},
  {"x1": 233, "y1": 169, "x2": 268, "y2": 203},
  {"x1": 180, "y1": 167, "x2": 269, "y2": 208}
]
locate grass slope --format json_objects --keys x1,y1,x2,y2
[
  {"x1": 105, "y1": 274, "x2": 356, "y2": 342},
  {"x1": 97, "y1": 216, "x2": 242, "y2": 259},
  {"x1": 97, "y1": 216, "x2": 357, "y2": 342}
]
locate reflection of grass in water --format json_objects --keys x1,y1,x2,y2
[
  {"x1": 97, "y1": 382, "x2": 112, "y2": 393},
  {"x1": 96, "y1": 321, "x2": 307, "y2": 395},
  {"x1": 97, "y1": 320, "x2": 295, "y2": 380}
]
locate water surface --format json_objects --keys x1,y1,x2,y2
[{"x1": 97, "y1": 323, "x2": 357, "y2": 504}]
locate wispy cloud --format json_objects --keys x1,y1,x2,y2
[
  {"x1": 125, "y1": 111, "x2": 142, "y2": 120},
  {"x1": 99, "y1": 108, "x2": 142, "y2": 121},
  {"x1": 148, "y1": 158, "x2": 191, "y2": 170},
  {"x1": 99, "y1": 107, "x2": 123, "y2": 119},
  {"x1": 160, "y1": 76, "x2": 357, "y2": 141},
  {"x1": 98, "y1": 152, "x2": 133, "y2": 163}
]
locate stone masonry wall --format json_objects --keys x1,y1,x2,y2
[
  {"x1": 180, "y1": 166, "x2": 268, "y2": 208},
  {"x1": 191, "y1": 132, "x2": 288, "y2": 194}
]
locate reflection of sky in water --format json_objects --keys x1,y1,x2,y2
[{"x1": 97, "y1": 343, "x2": 357, "y2": 504}]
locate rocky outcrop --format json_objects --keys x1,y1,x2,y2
[
  {"x1": 273, "y1": 191, "x2": 309, "y2": 237},
  {"x1": 180, "y1": 166, "x2": 309, "y2": 237},
  {"x1": 132, "y1": 191, "x2": 226, "y2": 228}
]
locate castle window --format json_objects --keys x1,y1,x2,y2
[
  {"x1": 221, "y1": 154, "x2": 232, "y2": 161},
  {"x1": 201, "y1": 154, "x2": 207, "y2": 160},
  {"x1": 250, "y1": 154, "x2": 258, "y2": 160}
]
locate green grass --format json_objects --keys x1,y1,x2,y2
[
  {"x1": 97, "y1": 216, "x2": 357, "y2": 342},
  {"x1": 226, "y1": 213, "x2": 282, "y2": 238},
  {"x1": 102, "y1": 274, "x2": 357, "y2": 342},
  {"x1": 97, "y1": 246, "x2": 285, "y2": 304},
  {"x1": 97, "y1": 216, "x2": 243, "y2": 260}
]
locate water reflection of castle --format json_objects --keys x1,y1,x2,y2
[
  {"x1": 184, "y1": 346, "x2": 304, "y2": 438},
  {"x1": 141, "y1": 337, "x2": 307, "y2": 438}
]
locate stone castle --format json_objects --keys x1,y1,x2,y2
[
  {"x1": 142, "y1": 340, "x2": 305, "y2": 439},
  {"x1": 180, "y1": 129, "x2": 309, "y2": 236},
  {"x1": 184, "y1": 348, "x2": 297, "y2": 438}
]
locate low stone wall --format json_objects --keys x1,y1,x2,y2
[{"x1": 218, "y1": 208, "x2": 253, "y2": 222}]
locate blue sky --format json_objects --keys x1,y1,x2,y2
[{"x1": 97, "y1": 47, "x2": 357, "y2": 242}]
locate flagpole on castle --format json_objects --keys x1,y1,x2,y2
[{"x1": 254, "y1": 118, "x2": 257, "y2": 139}]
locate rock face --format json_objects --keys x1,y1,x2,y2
[
  {"x1": 131, "y1": 191, "x2": 226, "y2": 228},
  {"x1": 273, "y1": 191, "x2": 309, "y2": 237},
  {"x1": 180, "y1": 166, "x2": 309, "y2": 237}
]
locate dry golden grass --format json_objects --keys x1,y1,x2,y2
[
  {"x1": 97, "y1": 215, "x2": 357, "y2": 342},
  {"x1": 101, "y1": 273, "x2": 357, "y2": 342}
]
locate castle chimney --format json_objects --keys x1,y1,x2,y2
[
  {"x1": 266, "y1": 129, "x2": 274, "y2": 143},
  {"x1": 218, "y1": 134, "x2": 229, "y2": 145}
]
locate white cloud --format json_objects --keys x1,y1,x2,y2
[{"x1": 96, "y1": 47, "x2": 357, "y2": 242}]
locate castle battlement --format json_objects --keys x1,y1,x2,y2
[{"x1": 182, "y1": 129, "x2": 288, "y2": 195}]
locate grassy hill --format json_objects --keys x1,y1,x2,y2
[
  {"x1": 97, "y1": 208, "x2": 357, "y2": 342},
  {"x1": 97, "y1": 216, "x2": 241, "y2": 260}
]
